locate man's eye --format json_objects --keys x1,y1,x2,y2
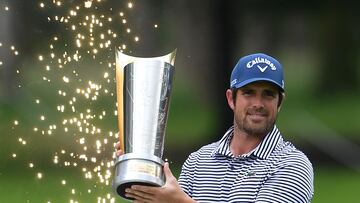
[
  {"x1": 242, "y1": 90, "x2": 253, "y2": 95},
  {"x1": 264, "y1": 91, "x2": 276, "y2": 98}
]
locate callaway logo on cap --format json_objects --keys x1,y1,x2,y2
[{"x1": 230, "y1": 53, "x2": 285, "y2": 92}]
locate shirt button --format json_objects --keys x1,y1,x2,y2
[{"x1": 229, "y1": 161, "x2": 236, "y2": 170}]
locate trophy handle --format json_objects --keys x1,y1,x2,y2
[{"x1": 115, "y1": 49, "x2": 177, "y2": 152}]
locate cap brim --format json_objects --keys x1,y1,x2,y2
[{"x1": 232, "y1": 78, "x2": 284, "y2": 92}]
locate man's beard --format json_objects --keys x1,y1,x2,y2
[
  {"x1": 235, "y1": 108, "x2": 276, "y2": 138},
  {"x1": 242, "y1": 118, "x2": 275, "y2": 137}
]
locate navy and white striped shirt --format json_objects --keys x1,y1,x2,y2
[{"x1": 178, "y1": 126, "x2": 314, "y2": 202}]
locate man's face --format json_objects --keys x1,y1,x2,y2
[{"x1": 227, "y1": 81, "x2": 280, "y2": 138}]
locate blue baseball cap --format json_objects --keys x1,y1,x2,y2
[{"x1": 230, "y1": 53, "x2": 285, "y2": 92}]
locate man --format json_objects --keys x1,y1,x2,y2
[{"x1": 116, "y1": 53, "x2": 314, "y2": 202}]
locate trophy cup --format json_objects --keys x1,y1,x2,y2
[{"x1": 112, "y1": 49, "x2": 176, "y2": 200}]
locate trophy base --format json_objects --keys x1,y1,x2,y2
[
  {"x1": 116, "y1": 181, "x2": 158, "y2": 200},
  {"x1": 112, "y1": 153, "x2": 164, "y2": 201}
]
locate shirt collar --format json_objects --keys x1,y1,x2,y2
[
  {"x1": 212, "y1": 125, "x2": 282, "y2": 159},
  {"x1": 211, "y1": 126, "x2": 234, "y2": 158}
]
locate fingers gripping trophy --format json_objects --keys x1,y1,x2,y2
[{"x1": 112, "y1": 49, "x2": 176, "y2": 201}]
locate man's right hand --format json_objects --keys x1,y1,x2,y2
[{"x1": 115, "y1": 142, "x2": 123, "y2": 156}]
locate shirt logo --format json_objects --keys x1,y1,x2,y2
[{"x1": 245, "y1": 170, "x2": 256, "y2": 177}]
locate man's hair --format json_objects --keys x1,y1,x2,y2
[{"x1": 231, "y1": 88, "x2": 284, "y2": 107}]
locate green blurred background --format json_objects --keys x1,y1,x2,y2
[{"x1": 1, "y1": 0, "x2": 359, "y2": 202}]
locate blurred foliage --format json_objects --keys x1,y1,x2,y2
[
  {"x1": 312, "y1": 166, "x2": 360, "y2": 203},
  {"x1": 166, "y1": 79, "x2": 218, "y2": 145}
]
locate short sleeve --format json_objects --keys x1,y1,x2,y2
[
  {"x1": 256, "y1": 151, "x2": 314, "y2": 203},
  {"x1": 178, "y1": 152, "x2": 197, "y2": 197}
]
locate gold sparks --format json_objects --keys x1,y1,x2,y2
[
  {"x1": 55, "y1": 1, "x2": 62, "y2": 7},
  {"x1": 103, "y1": 72, "x2": 109, "y2": 78},
  {"x1": 18, "y1": 137, "x2": 27, "y2": 145},
  {"x1": 37, "y1": 172, "x2": 43, "y2": 179},
  {"x1": 53, "y1": 155, "x2": 59, "y2": 164},
  {"x1": 10, "y1": 0, "x2": 149, "y2": 201},
  {"x1": 84, "y1": 1, "x2": 92, "y2": 8},
  {"x1": 63, "y1": 76, "x2": 70, "y2": 83},
  {"x1": 76, "y1": 39, "x2": 81, "y2": 47}
]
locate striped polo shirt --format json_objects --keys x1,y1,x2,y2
[{"x1": 178, "y1": 126, "x2": 314, "y2": 203}]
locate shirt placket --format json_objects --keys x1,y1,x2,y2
[{"x1": 220, "y1": 156, "x2": 244, "y2": 201}]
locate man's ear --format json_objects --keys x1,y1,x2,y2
[
  {"x1": 277, "y1": 93, "x2": 285, "y2": 112},
  {"x1": 226, "y1": 89, "x2": 235, "y2": 110}
]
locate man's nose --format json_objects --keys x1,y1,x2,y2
[{"x1": 251, "y1": 95, "x2": 265, "y2": 108}]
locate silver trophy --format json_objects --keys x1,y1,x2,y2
[{"x1": 112, "y1": 49, "x2": 176, "y2": 200}]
